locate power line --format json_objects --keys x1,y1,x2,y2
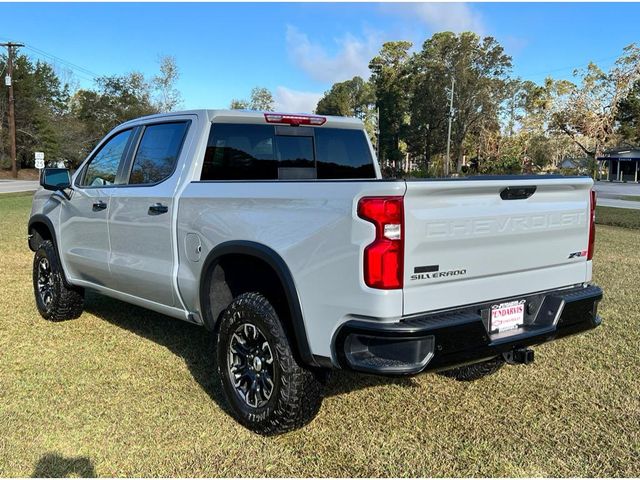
[
  {"x1": 23, "y1": 44, "x2": 101, "y2": 81},
  {"x1": 517, "y1": 54, "x2": 620, "y2": 79},
  {"x1": 0, "y1": 37, "x2": 101, "y2": 83}
]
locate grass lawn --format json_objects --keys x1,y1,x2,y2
[{"x1": 1, "y1": 193, "x2": 639, "y2": 477}]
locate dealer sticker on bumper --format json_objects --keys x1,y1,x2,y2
[{"x1": 490, "y1": 300, "x2": 525, "y2": 333}]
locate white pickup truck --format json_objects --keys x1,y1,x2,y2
[{"x1": 28, "y1": 110, "x2": 602, "y2": 434}]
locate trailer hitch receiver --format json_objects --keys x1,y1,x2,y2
[{"x1": 503, "y1": 347, "x2": 535, "y2": 365}]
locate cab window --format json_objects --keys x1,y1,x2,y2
[
  {"x1": 79, "y1": 129, "x2": 133, "y2": 187},
  {"x1": 128, "y1": 122, "x2": 189, "y2": 185}
]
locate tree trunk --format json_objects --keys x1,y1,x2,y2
[
  {"x1": 592, "y1": 143, "x2": 602, "y2": 180},
  {"x1": 456, "y1": 142, "x2": 464, "y2": 173},
  {"x1": 424, "y1": 132, "x2": 431, "y2": 173}
]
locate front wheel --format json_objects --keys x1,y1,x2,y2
[
  {"x1": 216, "y1": 292, "x2": 324, "y2": 435},
  {"x1": 33, "y1": 240, "x2": 84, "y2": 321}
]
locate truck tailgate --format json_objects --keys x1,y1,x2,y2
[{"x1": 403, "y1": 177, "x2": 593, "y2": 316}]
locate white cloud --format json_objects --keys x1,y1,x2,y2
[
  {"x1": 286, "y1": 25, "x2": 380, "y2": 83},
  {"x1": 273, "y1": 86, "x2": 323, "y2": 113},
  {"x1": 385, "y1": 3, "x2": 485, "y2": 35}
]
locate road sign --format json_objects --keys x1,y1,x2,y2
[{"x1": 35, "y1": 152, "x2": 45, "y2": 170}]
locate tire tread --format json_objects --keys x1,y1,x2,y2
[
  {"x1": 217, "y1": 292, "x2": 324, "y2": 435},
  {"x1": 33, "y1": 240, "x2": 84, "y2": 321}
]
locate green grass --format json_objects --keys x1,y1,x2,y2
[
  {"x1": 596, "y1": 205, "x2": 640, "y2": 230},
  {"x1": 620, "y1": 195, "x2": 640, "y2": 202},
  {"x1": 1, "y1": 192, "x2": 639, "y2": 477}
]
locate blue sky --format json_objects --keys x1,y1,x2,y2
[{"x1": 2, "y1": 2, "x2": 639, "y2": 112}]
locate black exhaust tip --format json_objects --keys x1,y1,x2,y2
[{"x1": 503, "y1": 348, "x2": 535, "y2": 365}]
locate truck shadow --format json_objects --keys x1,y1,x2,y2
[
  {"x1": 32, "y1": 453, "x2": 96, "y2": 478},
  {"x1": 84, "y1": 292, "x2": 417, "y2": 413}
]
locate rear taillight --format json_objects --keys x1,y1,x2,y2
[
  {"x1": 588, "y1": 189, "x2": 596, "y2": 260},
  {"x1": 357, "y1": 196, "x2": 404, "y2": 289},
  {"x1": 264, "y1": 113, "x2": 326, "y2": 126}
]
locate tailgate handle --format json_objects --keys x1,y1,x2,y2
[{"x1": 500, "y1": 186, "x2": 536, "y2": 200}]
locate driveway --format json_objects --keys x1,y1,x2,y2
[{"x1": 0, "y1": 180, "x2": 39, "y2": 194}]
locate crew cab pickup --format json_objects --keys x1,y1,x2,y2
[{"x1": 28, "y1": 110, "x2": 603, "y2": 434}]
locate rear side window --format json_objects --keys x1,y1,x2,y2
[
  {"x1": 128, "y1": 122, "x2": 189, "y2": 185},
  {"x1": 200, "y1": 123, "x2": 375, "y2": 180},
  {"x1": 316, "y1": 128, "x2": 376, "y2": 179},
  {"x1": 80, "y1": 129, "x2": 133, "y2": 187},
  {"x1": 201, "y1": 124, "x2": 276, "y2": 180}
]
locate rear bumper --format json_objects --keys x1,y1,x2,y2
[{"x1": 334, "y1": 284, "x2": 603, "y2": 375}]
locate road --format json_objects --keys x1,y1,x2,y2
[
  {"x1": 593, "y1": 181, "x2": 640, "y2": 210},
  {"x1": 596, "y1": 197, "x2": 640, "y2": 210},
  {"x1": 0, "y1": 180, "x2": 39, "y2": 194},
  {"x1": 1, "y1": 178, "x2": 639, "y2": 210},
  {"x1": 593, "y1": 181, "x2": 640, "y2": 196}
]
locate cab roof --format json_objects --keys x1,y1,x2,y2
[{"x1": 119, "y1": 109, "x2": 365, "y2": 130}]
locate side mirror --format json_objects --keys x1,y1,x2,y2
[{"x1": 41, "y1": 168, "x2": 71, "y2": 192}]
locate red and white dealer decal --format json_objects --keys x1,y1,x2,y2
[{"x1": 490, "y1": 300, "x2": 526, "y2": 332}]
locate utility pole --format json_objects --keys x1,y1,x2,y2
[
  {"x1": 2, "y1": 42, "x2": 24, "y2": 179},
  {"x1": 445, "y1": 75, "x2": 455, "y2": 178},
  {"x1": 375, "y1": 106, "x2": 381, "y2": 163}
]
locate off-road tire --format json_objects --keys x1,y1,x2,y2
[
  {"x1": 33, "y1": 240, "x2": 84, "y2": 321},
  {"x1": 216, "y1": 292, "x2": 324, "y2": 435},
  {"x1": 439, "y1": 357, "x2": 505, "y2": 381}
]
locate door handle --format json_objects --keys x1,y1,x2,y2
[
  {"x1": 92, "y1": 200, "x2": 107, "y2": 211},
  {"x1": 148, "y1": 203, "x2": 169, "y2": 215}
]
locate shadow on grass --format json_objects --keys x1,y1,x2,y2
[
  {"x1": 84, "y1": 291, "x2": 234, "y2": 418},
  {"x1": 32, "y1": 453, "x2": 96, "y2": 477},
  {"x1": 83, "y1": 291, "x2": 417, "y2": 412},
  {"x1": 324, "y1": 371, "x2": 419, "y2": 397}
]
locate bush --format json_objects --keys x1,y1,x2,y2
[
  {"x1": 596, "y1": 206, "x2": 640, "y2": 230},
  {"x1": 478, "y1": 156, "x2": 523, "y2": 175},
  {"x1": 0, "y1": 153, "x2": 10, "y2": 170}
]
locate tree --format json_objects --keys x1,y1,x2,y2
[
  {"x1": 0, "y1": 54, "x2": 71, "y2": 168},
  {"x1": 316, "y1": 76, "x2": 374, "y2": 118},
  {"x1": 616, "y1": 79, "x2": 640, "y2": 146},
  {"x1": 229, "y1": 87, "x2": 274, "y2": 111},
  {"x1": 1, "y1": 53, "x2": 184, "y2": 169},
  {"x1": 153, "y1": 55, "x2": 182, "y2": 113},
  {"x1": 369, "y1": 41, "x2": 413, "y2": 169},
  {"x1": 316, "y1": 76, "x2": 376, "y2": 138},
  {"x1": 71, "y1": 72, "x2": 158, "y2": 159},
  {"x1": 414, "y1": 32, "x2": 512, "y2": 173},
  {"x1": 249, "y1": 87, "x2": 274, "y2": 111},
  {"x1": 405, "y1": 50, "x2": 449, "y2": 172},
  {"x1": 551, "y1": 43, "x2": 640, "y2": 171},
  {"x1": 492, "y1": 79, "x2": 551, "y2": 171},
  {"x1": 229, "y1": 98, "x2": 249, "y2": 110}
]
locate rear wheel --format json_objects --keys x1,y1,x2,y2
[
  {"x1": 216, "y1": 292, "x2": 324, "y2": 435},
  {"x1": 32, "y1": 240, "x2": 84, "y2": 321},
  {"x1": 439, "y1": 357, "x2": 505, "y2": 381}
]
